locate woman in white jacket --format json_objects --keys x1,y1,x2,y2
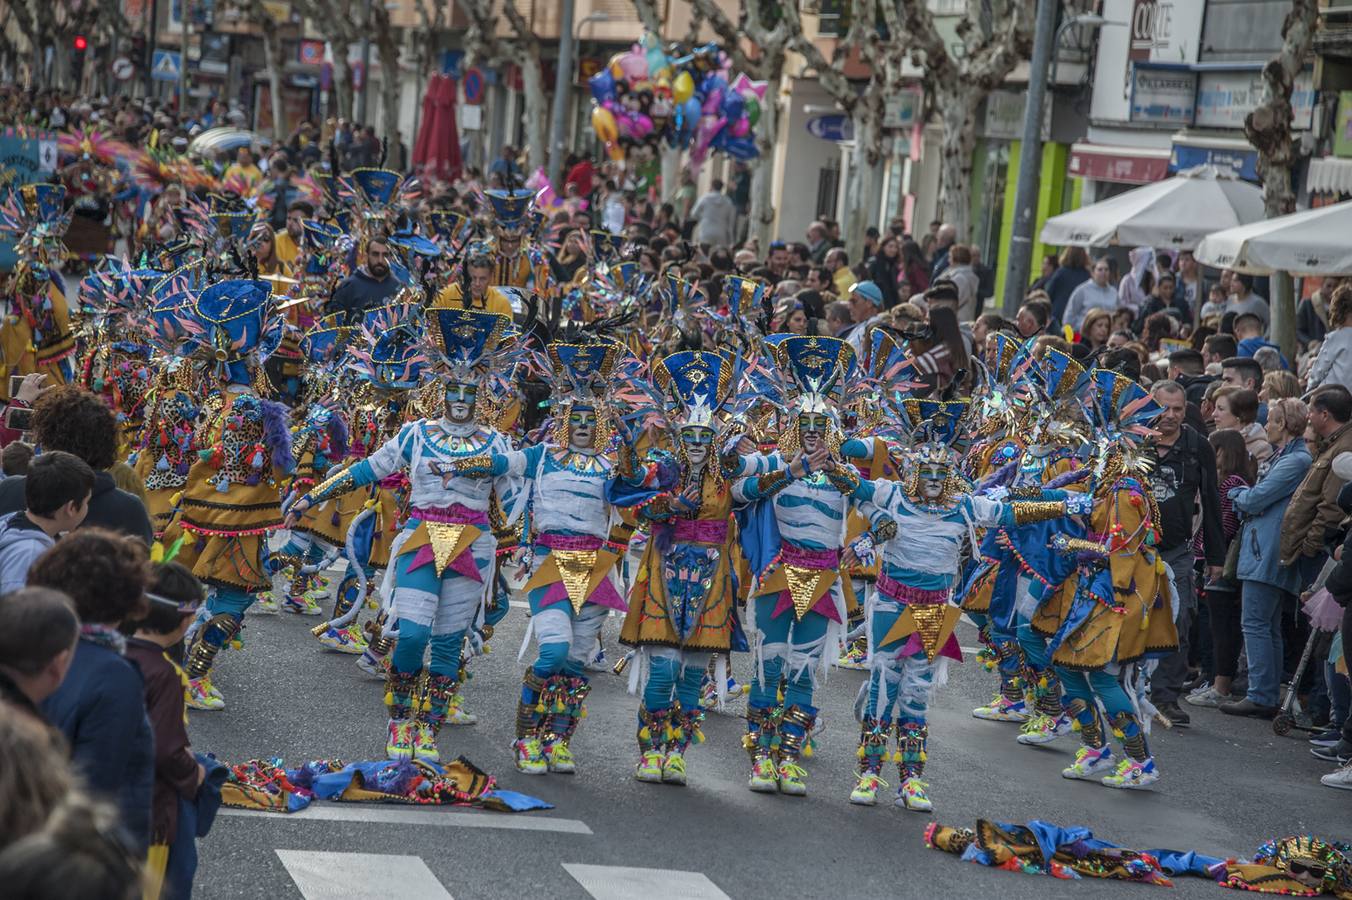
[{"x1": 1308, "y1": 285, "x2": 1352, "y2": 391}]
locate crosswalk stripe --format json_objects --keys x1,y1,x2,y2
[
  {"x1": 222, "y1": 805, "x2": 592, "y2": 834},
  {"x1": 276, "y1": 850, "x2": 452, "y2": 899},
  {"x1": 563, "y1": 864, "x2": 731, "y2": 900}
]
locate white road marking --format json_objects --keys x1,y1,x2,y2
[
  {"x1": 563, "y1": 864, "x2": 731, "y2": 900},
  {"x1": 276, "y1": 850, "x2": 452, "y2": 899},
  {"x1": 222, "y1": 805, "x2": 592, "y2": 834}
]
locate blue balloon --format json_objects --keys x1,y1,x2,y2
[
  {"x1": 723, "y1": 136, "x2": 758, "y2": 160},
  {"x1": 589, "y1": 69, "x2": 615, "y2": 103},
  {"x1": 700, "y1": 72, "x2": 726, "y2": 95},
  {"x1": 682, "y1": 97, "x2": 701, "y2": 127},
  {"x1": 720, "y1": 90, "x2": 744, "y2": 122}
]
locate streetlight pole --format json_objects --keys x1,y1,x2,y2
[
  {"x1": 549, "y1": 11, "x2": 610, "y2": 189},
  {"x1": 1002, "y1": 12, "x2": 1117, "y2": 317},
  {"x1": 356, "y1": 0, "x2": 372, "y2": 125}
]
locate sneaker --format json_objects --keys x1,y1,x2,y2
[
  {"x1": 1102, "y1": 756, "x2": 1159, "y2": 790},
  {"x1": 849, "y1": 771, "x2": 888, "y2": 805},
  {"x1": 972, "y1": 694, "x2": 1029, "y2": 723},
  {"x1": 583, "y1": 645, "x2": 609, "y2": 673},
  {"x1": 635, "y1": 749, "x2": 664, "y2": 783},
  {"x1": 1321, "y1": 761, "x2": 1352, "y2": 790},
  {"x1": 1156, "y1": 701, "x2": 1191, "y2": 728},
  {"x1": 1309, "y1": 728, "x2": 1344, "y2": 748},
  {"x1": 1185, "y1": 687, "x2": 1236, "y2": 709},
  {"x1": 1062, "y1": 745, "x2": 1115, "y2": 780},
  {"x1": 836, "y1": 643, "x2": 868, "y2": 670},
  {"x1": 316, "y1": 624, "x2": 366, "y2": 654},
  {"x1": 777, "y1": 761, "x2": 808, "y2": 796},
  {"x1": 186, "y1": 677, "x2": 224, "y2": 711},
  {"x1": 254, "y1": 595, "x2": 279, "y2": 614},
  {"x1": 513, "y1": 738, "x2": 547, "y2": 775},
  {"x1": 1219, "y1": 698, "x2": 1280, "y2": 719},
  {"x1": 896, "y1": 776, "x2": 933, "y2": 811},
  {"x1": 357, "y1": 649, "x2": 389, "y2": 678},
  {"x1": 444, "y1": 694, "x2": 477, "y2": 726},
  {"x1": 386, "y1": 719, "x2": 415, "y2": 760},
  {"x1": 747, "y1": 757, "x2": 779, "y2": 793},
  {"x1": 1311, "y1": 741, "x2": 1352, "y2": 764},
  {"x1": 544, "y1": 741, "x2": 576, "y2": 774},
  {"x1": 661, "y1": 750, "x2": 687, "y2": 785},
  {"x1": 1017, "y1": 713, "x2": 1072, "y2": 746},
  {"x1": 412, "y1": 722, "x2": 440, "y2": 763},
  {"x1": 282, "y1": 594, "x2": 323, "y2": 616},
  {"x1": 725, "y1": 676, "x2": 746, "y2": 698}
]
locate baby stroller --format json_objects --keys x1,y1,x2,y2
[{"x1": 1273, "y1": 588, "x2": 1344, "y2": 737}]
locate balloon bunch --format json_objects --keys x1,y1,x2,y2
[{"x1": 588, "y1": 32, "x2": 766, "y2": 167}]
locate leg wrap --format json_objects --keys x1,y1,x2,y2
[
  {"x1": 364, "y1": 610, "x2": 396, "y2": 659},
  {"x1": 419, "y1": 673, "x2": 459, "y2": 732},
  {"x1": 743, "y1": 704, "x2": 778, "y2": 762},
  {"x1": 384, "y1": 668, "x2": 420, "y2": 721},
  {"x1": 895, "y1": 719, "x2": 928, "y2": 780},
  {"x1": 637, "y1": 706, "x2": 670, "y2": 754},
  {"x1": 777, "y1": 704, "x2": 817, "y2": 765},
  {"x1": 996, "y1": 640, "x2": 1026, "y2": 703},
  {"x1": 541, "y1": 674, "x2": 590, "y2": 746},
  {"x1": 331, "y1": 571, "x2": 362, "y2": 619},
  {"x1": 1109, "y1": 710, "x2": 1149, "y2": 762},
  {"x1": 1029, "y1": 664, "x2": 1064, "y2": 718},
  {"x1": 666, "y1": 704, "x2": 705, "y2": 755},
  {"x1": 516, "y1": 670, "x2": 547, "y2": 739},
  {"x1": 185, "y1": 613, "x2": 241, "y2": 680},
  {"x1": 857, "y1": 715, "x2": 891, "y2": 776},
  {"x1": 1066, "y1": 697, "x2": 1106, "y2": 748}
]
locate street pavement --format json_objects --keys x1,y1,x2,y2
[{"x1": 189, "y1": 598, "x2": 1348, "y2": 900}]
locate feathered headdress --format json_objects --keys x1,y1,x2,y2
[
  {"x1": 483, "y1": 188, "x2": 535, "y2": 236},
  {"x1": 541, "y1": 339, "x2": 624, "y2": 446},
  {"x1": 185, "y1": 278, "x2": 275, "y2": 383},
  {"x1": 0, "y1": 183, "x2": 71, "y2": 274},
  {"x1": 774, "y1": 335, "x2": 856, "y2": 417},
  {"x1": 345, "y1": 301, "x2": 429, "y2": 392},
  {"x1": 652, "y1": 350, "x2": 735, "y2": 431},
  {"x1": 423, "y1": 307, "x2": 516, "y2": 389},
  {"x1": 1086, "y1": 368, "x2": 1163, "y2": 482}
]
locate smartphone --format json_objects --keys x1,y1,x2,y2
[
  {"x1": 4, "y1": 405, "x2": 33, "y2": 433},
  {"x1": 8, "y1": 375, "x2": 24, "y2": 398}
]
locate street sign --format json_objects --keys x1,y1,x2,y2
[
  {"x1": 806, "y1": 114, "x2": 852, "y2": 142},
  {"x1": 0, "y1": 127, "x2": 56, "y2": 271},
  {"x1": 151, "y1": 50, "x2": 181, "y2": 83},
  {"x1": 463, "y1": 66, "x2": 485, "y2": 105},
  {"x1": 298, "y1": 39, "x2": 324, "y2": 67},
  {"x1": 112, "y1": 56, "x2": 135, "y2": 81}
]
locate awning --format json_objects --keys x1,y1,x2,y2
[
  {"x1": 1307, "y1": 157, "x2": 1352, "y2": 196},
  {"x1": 1169, "y1": 133, "x2": 1259, "y2": 182},
  {"x1": 1067, "y1": 143, "x2": 1171, "y2": 184}
]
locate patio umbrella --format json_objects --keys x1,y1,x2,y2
[
  {"x1": 1193, "y1": 199, "x2": 1352, "y2": 275},
  {"x1": 428, "y1": 74, "x2": 462, "y2": 182},
  {"x1": 412, "y1": 76, "x2": 437, "y2": 170},
  {"x1": 1039, "y1": 165, "x2": 1264, "y2": 251}
]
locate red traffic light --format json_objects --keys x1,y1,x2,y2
[{"x1": 73, "y1": 35, "x2": 88, "y2": 51}]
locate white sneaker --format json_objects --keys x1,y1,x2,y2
[
  {"x1": 1062, "y1": 745, "x2": 1115, "y2": 780},
  {"x1": 1017, "y1": 713, "x2": 1072, "y2": 745},
  {"x1": 1185, "y1": 687, "x2": 1235, "y2": 709},
  {"x1": 1322, "y1": 762, "x2": 1352, "y2": 791}
]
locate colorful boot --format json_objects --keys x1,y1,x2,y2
[
  {"x1": 635, "y1": 706, "x2": 668, "y2": 783},
  {"x1": 849, "y1": 716, "x2": 891, "y2": 805},
  {"x1": 513, "y1": 671, "x2": 548, "y2": 775},
  {"x1": 1101, "y1": 711, "x2": 1159, "y2": 789},
  {"x1": 184, "y1": 613, "x2": 241, "y2": 711},
  {"x1": 776, "y1": 704, "x2": 816, "y2": 797},
  {"x1": 836, "y1": 634, "x2": 869, "y2": 670},
  {"x1": 744, "y1": 704, "x2": 779, "y2": 793},
  {"x1": 383, "y1": 668, "x2": 419, "y2": 760},
  {"x1": 357, "y1": 614, "x2": 395, "y2": 678},
  {"x1": 314, "y1": 574, "x2": 366, "y2": 653},
  {"x1": 414, "y1": 673, "x2": 459, "y2": 763},
  {"x1": 444, "y1": 660, "x2": 478, "y2": 725},
  {"x1": 894, "y1": 720, "x2": 932, "y2": 812},
  {"x1": 282, "y1": 572, "x2": 324, "y2": 615},
  {"x1": 1061, "y1": 698, "x2": 1115, "y2": 780},
  {"x1": 972, "y1": 647, "x2": 1028, "y2": 722},
  {"x1": 541, "y1": 675, "x2": 590, "y2": 774},
  {"x1": 663, "y1": 705, "x2": 704, "y2": 785}
]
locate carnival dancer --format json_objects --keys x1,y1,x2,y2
[
  {"x1": 167, "y1": 278, "x2": 295, "y2": 711},
  {"x1": 77, "y1": 262, "x2": 163, "y2": 455},
  {"x1": 608, "y1": 349, "x2": 746, "y2": 785},
  {"x1": 846, "y1": 397, "x2": 1090, "y2": 811},
  {"x1": 458, "y1": 340, "x2": 629, "y2": 776},
  {"x1": 1030, "y1": 368, "x2": 1176, "y2": 790},
  {"x1": 0, "y1": 183, "x2": 78, "y2": 399},
  {"x1": 285, "y1": 308, "x2": 523, "y2": 763},
  {"x1": 733, "y1": 334, "x2": 886, "y2": 797}
]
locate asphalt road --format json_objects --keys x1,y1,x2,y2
[{"x1": 189, "y1": 597, "x2": 1348, "y2": 900}]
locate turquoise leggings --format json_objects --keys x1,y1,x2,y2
[
  {"x1": 642, "y1": 648, "x2": 710, "y2": 713},
  {"x1": 748, "y1": 593, "x2": 831, "y2": 711}
]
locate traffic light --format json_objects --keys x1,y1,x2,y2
[{"x1": 72, "y1": 34, "x2": 88, "y2": 81}]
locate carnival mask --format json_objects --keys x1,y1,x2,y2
[
  {"x1": 568, "y1": 407, "x2": 598, "y2": 451},
  {"x1": 917, "y1": 463, "x2": 950, "y2": 501},
  {"x1": 679, "y1": 425, "x2": 714, "y2": 467},
  {"x1": 444, "y1": 382, "x2": 477, "y2": 424}
]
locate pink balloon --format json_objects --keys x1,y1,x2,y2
[
  {"x1": 619, "y1": 52, "x2": 648, "y2": 84},
  {"x1": 729, "y1": 116, "x2": 750, "y2": 137},
  {"x1": 695, "y1": 116, "x2": 724, "y2": 157},
  {"x1": 702, "y1": 88, "x2": 723, "y2": 116},
  {"x1": 633, "y1": 113, "x2": 654, "y2": 138}
]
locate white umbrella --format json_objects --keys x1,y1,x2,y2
[
  {"x1": 1039, "y1": 165, "x2": 1264, "y2": 251},
  {"x1": 1193, "y1": 200, "x2": 1352, "y2": 275}
]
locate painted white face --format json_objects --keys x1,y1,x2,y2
[
  {"x1": 569, "y1": 407, "x2": 597, "y2": 450},
  {"x1": 917, "y1": 463, "x2": 948, "y2": 500},
  {"x1": 444, "y1": 383, "x2": 476, "y2": 424},
  {"x1": 798, "y1": 413, "x2": 829, "y2": 453},
  {"x1": 680, "y1": 425, "x2": 714, "y2": 467}
]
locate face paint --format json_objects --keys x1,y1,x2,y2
[
  {"x1": 917, "y1": 464, "x2": 949, "y2": 501},
  {"x1": 444, "y1": 382, "x2": 477, "y2": 423},
  {"x1": 568, "y1": 407, "x2": 598, "y2": 450},
  {"x1": 680, "y1": 426, "x2": 714, "y2": 466}
]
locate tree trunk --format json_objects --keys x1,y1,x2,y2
[
  {"x1": 935, "y1": 83, "x2": 981, "y2": 242},
  {"x1": 375, "y1": 35, "x2": 402, "y2": 153},
  {"x1": 747, "y1": 66, "x2": 782, "y2": 249},
  {"x1": 520, "y1": 55, "x2": 548, "y2": 174},
  {"x1": 332, "y1": 50, "x2": 354, "y2": 120},
  {"x1": 845, "y1": 96, "x2": 887, "y2": 258},
  {"x1": 261, "y1": 27, "x2": 287, "y2": 141}
]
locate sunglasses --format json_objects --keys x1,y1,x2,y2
[
  {"x1": 1287, "y1": 860, "x2": 1326, "y2": 880},
  {"x1": 146, "y1": 591, "x2": 201, "y2": 614}
]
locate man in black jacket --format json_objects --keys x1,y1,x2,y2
[
  {"x1": 0, "y1": 387, "x2": 153, "y2": 545},
  {"x1": 1147, "y1": 382, "x2": 1225, "y2": 726},
  {"x1": 329, "y1": 237, "x2": 403, "y2": 325},
  {"x1": 1314, "y1": 478, "x2": 1352, "y2": 783}
]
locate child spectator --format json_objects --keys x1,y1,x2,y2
[
  {"x1": 0, "y1": 451, "x2": 94, "y2": 593},
  {"x1": 2, "y1": 441, "x2": 34, "y2": 476}
]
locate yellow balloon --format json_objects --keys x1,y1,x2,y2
[
  {"x1": 607, "y1": 141, "x2": 626, "y2": 162},
  {"x1": 591, "y1": 105, "x2": 618, "y2": 144},
  {"x1": 673, "y1": 70, "x2": 694, "y2": 105}
]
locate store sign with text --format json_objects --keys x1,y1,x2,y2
[
  {"x1": 1195, "y1": 69, "x2": 1315, "y2": 130},
  {"x1": 1129, "y1": 64, "x2": 1196, "y2": 125}
]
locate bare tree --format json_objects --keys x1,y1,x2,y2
[
  {"x1": 223, "y1": 0, "x2": 290, "y2": 139},
  {"x1": 1244, "y1": 0, "x2": 1318, "y2": 358},
  {"x1": 368, "y1": 0, "x2": 404, "y2": 153},
  {"x1": 461, "y1": 0, "x2": 548, "y2": 174},
  {"x1": 292, "y1": 0, "x2": 362, "y2": 121},
  {"x1": 897, "y1": 0, "x2": 1036, "y2": 241}
]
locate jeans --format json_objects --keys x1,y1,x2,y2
[
  {"x1": 1240, "y1": 580, "x2": 1286, "y2": 707},
  {"x1": 1152, "y1": 544, "x2": 1197, "y2": 705}
]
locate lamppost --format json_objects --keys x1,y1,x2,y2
[
  {"x1": 1001, "y1": 10, "x2": 1119, "y2": 316},
  {"x1": 549, "y1": 10, "x2": 610, "y2": 187}
]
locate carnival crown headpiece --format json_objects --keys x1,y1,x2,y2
[
  {"x1": 662, "y1": 274, "x2": 705, "y2": 319},
  {"x1": 483, "y1": 188, "x2": 535, "y2": 234},
  {"x1": 346, "y1": 303, "x2": 428, "y2": 391},
  {"x1": 388, "y1": 227, "x2": 441, "y2": 260},
  {"x1": 1089, "y1": 368, "x2": 1163, "y2": 444},
  {"x1": 424, "y1": 307, "x2": 513, "y2": 386},
  {"x1": 300, "y1": 314, "x2": 349, "y2": 365},
  {"x1": 350, "y1": 168, "x2": 403, "y2": 209},
  {"x1": 774, "y1": 335, "x2": 856, "y2": 416},
  {"x1": 427, "y1": 210, "x2": 472, "y2": 247},
  {"x1": 901, "y1": 398, "x2": 972, "y2": 466},
  {"x1": 723, "y1": 274, "x2": 769, "y2": 323},
  {"x1": 1033, "y1": 347, "x2": 1091, "y2": 405},
  {"x1": 0, "y1": 183, "x2": 71, "y2": 267},
  {"x1": 190, "y1": 278, "x2": 273, "y2": 366},
  {"x1": 546, "y1": 341, "x2": 621, "y2": 407},
  {"x1": 590, "y1": 229, "x2": 626, "y2": 262},
  {"x1": 653, "y1": 350, "x2": 734, "y2": 430}
]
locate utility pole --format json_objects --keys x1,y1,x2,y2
[
  {"x1": 179, "y1": 0, "x2": 190, "y2": 109},
  {"x1": 356, "y1": 0, "x2": 372, "y2": 125},
  {"x1": 548, "y1": 0, "x2": 577, "y2": 189},
  {"x1": 1000, "y1": 0, "x2": 1057, "y2": 317}
]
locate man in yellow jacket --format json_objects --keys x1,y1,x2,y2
[{"x1": 432, "y1": 252, "x2": 515, "y2": 318}]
